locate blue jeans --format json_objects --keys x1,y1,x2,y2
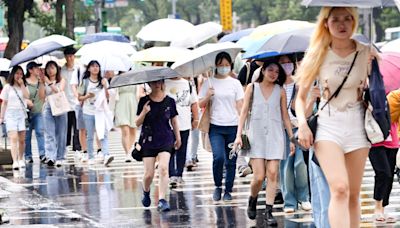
[
  {"x1": 309, "y1": 149, "x2": 330, "y2": 228},
  {"x1": 83, "y1": 114, "x2": 109, "y2": 159},
  {"x1": 25, "y1": 112, "x2": 45, "y2": 159},
  {"x1": 280, "y1": 129, "x2": 310, "y2": 209},
  {"x1": 186, "y1": 128, "x2": 200, "y2": 162},
  {"x1": 169, "y1": 130, "x2": 189, "y2": 177},
  {"x1": 43, "y1": 106, "x2": 67, "y2": 161},
  {"x1": 209, "y1": 124, "x2": 237, "y2": 193}
]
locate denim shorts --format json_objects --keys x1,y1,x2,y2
[
  {"x1": 75, "y1": 105, "x2": 85, "y2": 130},
  {"x1": 5, "y1": 109, "x2": 26, "y2": 132},
  {"x1": 315, "y1": 102, "x2": 371, "y2": 153}
]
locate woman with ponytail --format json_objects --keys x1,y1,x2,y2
[{"x1": 295, "y1": 7, "x2": 377, "y2": 227}]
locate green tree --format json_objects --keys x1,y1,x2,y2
[
  {"x1": 233, "y1": 0, "x2": 319, "y2": 27},
  {"x1": 2, "y1": 0, "x2": 34, "y2": 59}
]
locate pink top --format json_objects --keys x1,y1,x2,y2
[{"x1": 373, "y1": 123, "x2": 399, "y2": 149}]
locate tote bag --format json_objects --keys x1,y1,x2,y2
[{"x1": 48, "y1": 91, "x2": 72, "y2": 116}]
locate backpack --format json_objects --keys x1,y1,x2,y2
[{"x1": 363, "y1": 59, "x2": 391, "y2": 143}]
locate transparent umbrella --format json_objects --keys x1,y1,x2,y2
[{"x1": 109, "y1": 66, "x2": 182, "y2": 88}]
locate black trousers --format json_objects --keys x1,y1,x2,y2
[
  {"x1": 369, "y1": 146, "x2": 398, "y2": 207},
  {"x1": 66, "y1": 111, "x2": 81, "y2": 151}
]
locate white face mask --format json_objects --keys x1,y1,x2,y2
[
  {"x1": 217, "y1": 66, "x2": 231, "y2": 76},
  {"x1": 281, "y1": 63, "x2": 294, "y2": 75}
]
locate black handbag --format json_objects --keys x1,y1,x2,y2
[
  {"x1": 241, "y1": 84, "x2": 255, "y2": 151},
  {"x1": 131, "y1": 142, "x2": 143, "y2": 162},
  {"x1": 306, "y1": 51, "x2": 359, "y2": 141}
]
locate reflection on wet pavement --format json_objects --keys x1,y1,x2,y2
[{"x1": 0, "y1": 132, "x2": 398, "y2": 227}]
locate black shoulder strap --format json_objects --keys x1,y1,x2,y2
[{"x1": 320, "y1": 51, "x2": 359, "y2": 111}]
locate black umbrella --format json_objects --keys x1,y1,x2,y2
[{"x1": 109, "y1": 66, "x2": 182, "y2": 88}]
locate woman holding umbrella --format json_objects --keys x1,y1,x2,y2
[
  {"x1": 136, "y1": 79, "x2": 181, "y2": 212},
  {"x1": 0, "y1": 66, "x2": 29, "y2": 170},
  {"x1": 199, "y1": 52, "x2": 244, "y2": 201},
  {"x1": 295, "y1": 7, "x2": 377, "y2": 227}
]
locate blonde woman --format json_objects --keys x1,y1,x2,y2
[{"x1": 295, "y1": 7, "x2": 376, "y2": 227}]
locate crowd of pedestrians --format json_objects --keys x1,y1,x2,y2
[{"x1": 0, "y1": 6, "x2": 399, "y2": 227}]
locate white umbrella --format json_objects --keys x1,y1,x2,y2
[
  {"x1": 80, "y1": 52, "x2": 133, "y2": 72},
  {"x1": 170, "y1": 22, "x2": 223, "y2": 48},
  {"x1": 381, "y1": 38, "x2": 400, "y2": 52},
  {"x1": 136, "y1": 18, "x2": 194, "y2": 42},
  {"x1": 171, "y1": 42, "x2": 242, "y2": 77},
  {"x1": 76, "y1": 40, "x2": 136, "y2": 56},
  {"x1": 131, "y1": 47, "x2": 192, "y2": 62},
  {"x1": 29, "y1": 34, "x2": 76, "y2": 47},
  {"x1": 0, "y1": 58, "x2": 10, "y2": 71}
]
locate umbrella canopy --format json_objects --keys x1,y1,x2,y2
[
  {"x1": 131, "y1": 47, "x2": 192, "y2": 62},
  {"x1": 82, "y1": 32, "x2": 130, "y2": 44},
  {"x1": 171, "y1": 42, "x2": 242, "y2": 77},
  {"x1": 76, "y1": 40, "x2": 136, "y2": 56},
  {"x1": 301, "y1": 0, "x2": 396, "y2": 7},
  {"x1": 136, "y1": 18, "x2": 194, "y2": 42},
  {"x1": 29, "y1": 34, "x2": 76, "y2": 47},
  {"x1": 80, "y1": 52, "x2": 133, "y2": 72},
  {"x1": 170, "y1": 22, "x2": 222, "y2": 48},
  {"x1": 218, "y1": 28, "x2": 255, "y2": 43},
  {"x1": 247, "y1": 27, "x2": 314, "y2": 60},
  {"x1": 109, "y1": 66, "x2": 181, "y2": 88},
  {"x1": 248, "y1": 20, "x2": 315, "y2": 40},
  {"x1": 379, "y1": 52, "x2": 400, "y2": 93},
  {"x1": 381, "y1": 38, "x2": 400, "y2": 52},
  {"x1": 10, "y1": 34, "x2": 76, "y2": 67},
  {"x1": 0, "y1": 58, "x2": 10, "y2": 71}
]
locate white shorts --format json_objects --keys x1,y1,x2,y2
[
  {"x1": 5, "y1": 109, "x2": 26, "y2": 132},
  {"x1": 315, "y1": 102, "x2": 371, "y2": 153}
]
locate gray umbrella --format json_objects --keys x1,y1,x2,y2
[
  {"x1": 301, "y1": 0, "x2": 396, "y2": 7},
  {"x1": 10, "y1": 42, "x2": 64, "y2": 67},
  {"x1": 109, "y1": 66, "x2": 182, "y2": 88},
  {"x1": 247, "y1": 27, "x2": 314, "y2": 59}
]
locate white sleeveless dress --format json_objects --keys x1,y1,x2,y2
[{"x1": 247, "y1": 83, "x2": 286, "y2": 160}]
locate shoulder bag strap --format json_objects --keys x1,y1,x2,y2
[
  {"x1": 244, "y1": 83, "x2": 255, "y2": 132},
  {"x1": 12, "y1": 86, "x2": 27, "y2": 114},
  {"x1": 320, "y1": 51, "x2": 359, "y2": 111}
]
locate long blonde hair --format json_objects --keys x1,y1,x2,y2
[{"x1": 296, "y1": 7, "x2": 359, "y2": 87}]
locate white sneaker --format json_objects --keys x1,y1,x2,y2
[
  {"x1": 55, "y1": 160, "x2": 63, "y2": 167},
  {"x1": 96, "y1": 153, "x2": 104, "y2": 163},
  {"x1": 284, "y1": 207, "x2": 295, "y2": 213},
  {"x1": 81, "y1": 153, "x2": 88, "y2": 162},
  {"x1": 300, "y1": 201, "x2": 312, "y2": 211},
  {"x1": 12, "y1": 162, "x2": 19, "y2": 170},
  {"x1": 88, "y1": 159, "x2": 96, "y2": 165},
  {"x1": 18, "y1": 160, "x2": 25, "y2": 168},
  {"x1": 103, "y1": 155, "x2": 114, "y2": 166},
  {"x1": 125, "y1": 154, "x2": 132, "y2": 163}
]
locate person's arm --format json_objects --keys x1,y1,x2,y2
[
  {"x1": 281, "y1": 89, "x2": 295, "y2": 156},
  {"x1": 38, "y1": 78, "x2": 46, "y2": 102},
  {"x1": 101, "y1": 78, "x2": 110, "y2": 100},
  {"x1": 198, "y1": 81, "x2": 213, "y2": 108},
  {"x1": 191, "y1": 102, "x2": 199, "y2": 129},
  {"x1": 295, "y1": 81, "x2": 314, "y2": 149},
  {"x1": 58, "y1": 78, "x2": 66, "y2": 92},
  {"x1": 233, "y1": 84, "x2": 253, "y2": 149},
  {"x1": 0, "y1": 100, "x2": 7, "y2": 124},
  {"x1": 305, "y1": 85, "x2": 321, "y2": 118},
  {"x1": 135, "y1": 100, "x2": 149, "y2": 127},
  {"x1": 171, "y1": 116, "x2": 181, "y2": 149}
]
